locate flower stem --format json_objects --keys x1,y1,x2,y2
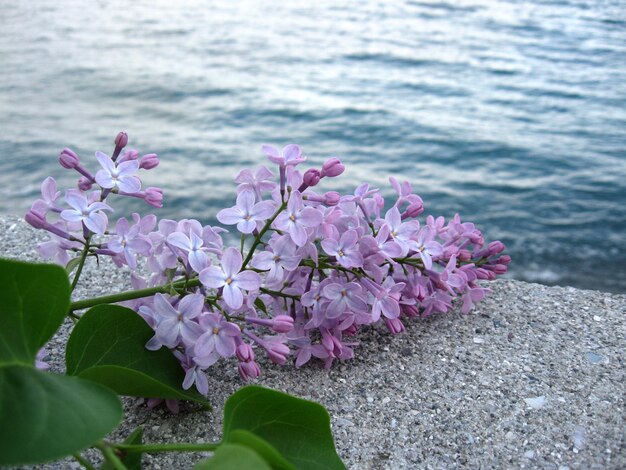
[
  {"x1": 95, "y1": 441, "x2": 127, "y2": 470},
  {"x1": 72, "y1": 453, "x2": 96, "y2": 470},
  {"x1": 113, "y1": 442, "x2": 220, "y2": 454},
  {"x1": 241, "y1": 201, "x2": 287, "y2": 269},
  {"x1": 69, "y1": 278, "x2": 202, "y2": 312},
  {"x1": 70, "y1": 235, "x2": 91, "y2": 291}
]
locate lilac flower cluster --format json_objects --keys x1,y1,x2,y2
[{"x1": 27, "y1": 133, "x2": 510, "y2": 396}]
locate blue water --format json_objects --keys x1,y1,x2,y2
[{"x1": 0, "y1": 0, "x2": 624, "y2": 293}]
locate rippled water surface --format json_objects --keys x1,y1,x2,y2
[{"x1": 1, "y1": 0, "x2": 624, "y2": 292}]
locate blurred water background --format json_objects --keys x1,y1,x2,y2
[{"x1": 0, "y1": 0, "x2": 624, "y2": 293}]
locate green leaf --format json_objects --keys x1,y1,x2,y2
[
  {"x1": 0, "y1": 365, "x2": 122, "y2": 466},
  {"x1": 254, "y1": 297, "x2": 268, "y2": 314},
  {"x1": 101, "y1": 427, "x2": 143, "y2": 470},
  {"x1": 0, "y1": 258, "x2": 70, "y2": 365},
  {"x1": 66, "y1": 304, "x2": 209, "y2": 407},
  {"x1": 194, "y1": 444, "x2": 272, "y2": 470},
  {"x1": 227, "y1": 430, "x2": 295, "y2": 470},
  {"x1": 223, "y1": 386, "x2": 345, "y2": 470}
]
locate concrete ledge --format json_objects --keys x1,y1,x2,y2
[{"x1": 1, "y1": 216, "x2": 624, "y2": 469}]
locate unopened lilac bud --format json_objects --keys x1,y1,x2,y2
[
  {"x1": 144, "y1": 187, "x2": 163, "y2": 208},
  {"x1": 402, "y1": 202, "x2": 424, "y2": 219},
  {"x1": 114, "y1": 132, "x2": 128, "y2": 148},
  {"x1": 25, "y1": 209, "x2": 46, "y2": 229},
  {"x1": 401, "y1": 304, "x2": 420, "y2": 318},
  {"x1": 139, "y1": 153, "x2": 159, "y2": 170},
  {"x1": 499, "y1": 255, "x2": 512, "y2": 265},
  {"x1": 303, "y1": 169, "x2": 321, "y2": 187},
  {"x1": 271, "y1": 315, "x2": 294, "y2": 333},
  {"x1": 266, "y1": 342, "x2": 290, "y2": 365},
  {"x1": 78, "y1": 176, "x2": 93, "y2": 191},
  {"x1": 488, "y1": 241, "x2": 505, "y2": 255},
  {"x1": 59, "y1": 148, "x2": 80, "y2": 169},
  {"x1": 475, "y1": 268, "x2": 490, "y2": 280},
  {"x1": 236, "y1": 343, "x2": 255, "y2": 362},
  {"x1": 238, "y1": 361, "x2": 261, "y2": 381},
  {"x1": 344, "y1": 323, "x2": 358, "y2": 336},
  {"x1": 491, "y1": 264, "x2": 508, "y2": 275},
  {"x1": 458, "y1": 249, "x2": 472, "y2": 262},
  {"x1": 321, "y1": 157, "x2": 345, "y2": 178},
  {"x1": 324, "y1": 191, "x2": 341, "y2": 206},
  {"x1": 384, "y1": 317, "x2": 405, "y2": 334}
]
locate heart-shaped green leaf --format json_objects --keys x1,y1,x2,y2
[
  {"x1": 0, "y1": 365, "x2": 122, "y2": 466},
  {"x1": 226, "y1": 430, "x2": 295, "y2": 470},
  {"x1": 0, "y1": 258, "x2": 70, "y2": 365},
  {"x1": 194, "y1": 443, "x2": 272, "y2": 470},
  {"x1": 66, "y1": 304, "x2": 209, "y2": 407},
  {"x1": 223, "y1": 386, "x2": 345, "y2": 470}
]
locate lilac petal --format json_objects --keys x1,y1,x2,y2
[
  {"x1": 282, "y1": 144, "x2": 301, "y2": 162},
  {"x1": 321, "y1": 238, "x2": 339, "y2": 256},
  {"x1": 154, "y1": 293, "x2": 179, "y2": 319},
  {"x1": 341, "y1": 251, "x2": 363, "y2": 268},
  {"x1": 272, "y1": 212, "x2": 290, "y2": 231},
  {"x1": 323, "y1": 283, "x2": 344, "y2": 300},
  {"x1": 236, "y1": 219, "x2": 257, "y2": 234},
  {"x1": 195, "y1": 369, "x2": 209, "y2": 395},
  {"x1": 385, "y1": 207, "x2": 401, "y2": 231},
  {"x1": 89, "y1": 201, "x2": 113, "y2": 212},
  {"x1": 346, "y1": 295, "x2": 367, "y2": 312},
  {"x1": 41, "y1": 177, "x2": 59, "y2": 202},
  {"x1": 261, "y1": 144, "x2": 280, "y2": 159},
  {"x1": 95, "y1": 170, "x2": 115, "y2": 189},
  {"x1": 251, "y1": 251, "x2": 275, "y2": 270},
  {"x1": 295, "y1": 348, "x2": 312, "y2": 368},
  {"x1": 288, "y1": 222, "x2": 308, "y2": 247},
  {"x1": 182, "y1": 368, "x2": 196, "y2": 390},
  {"x1": 381, "y1": 241, "x2": 403, "y2": 258},
  {"x1": 156, "y1": 318, "x2": 180, "y2": 347},
  {"x1": 188, "y1": 250, "x2": 209, "y2": 273},
  {"x1": 194, "y1": 350, "x2": 219, "y2": 369},
  {"x1": 299, "y1": 207, "x2": 323, "y2": 227},
  {"x1": 65, "y1": 191, "x2": 87, "y2": 212},
  {"x1": 60, "y1": 209, "x2": 83, "y2": 223},
  {"x1": 84, "y1": 211, "x2": 108, "y2": 235},
  {"x1": 215, "y1": 335, "x2": 236, "y2": 357},
  {"x1": 236, "y1": 190, "x2": 256, "y2": 213},
  {"x1": 178, "y1": 294, "x2": 205, "y2": 319},
  {"x1": 326, "y1": 298, "x2": 346, "y2": 318},
  {"x1": 220, "y1": 322, "x2": 241, "y2": 336},
  {"x1": 95, "y1": 151, "x2": 115, "y2": 173},
  {"x1": 426, "y1": 241, "x2": 443, "y2": 257},
  {"x1": 180, "y1": 321, "x2": 203, "y2": 345},
  {"x1": 279, "y1": 254, "x2": 301, "y2": 271},
  {"x1": 256, "y1": 166, "x2": 274, "y2": 180},
  {"x1": 117, "y1": 175, "x2": 141, "y2": 193},
  {"x1": 340, "y1": 230, "x2": 359, "y2": 249},
  {"x1": 194, "y1": 332, "x2": 216, "y2": 357},
  {"x1": 145, "y1": 335, "x2": 163, "y2": 351},
  {"x1": 235, "y1": 168, "x2": 254, "y2": 184},
  {"x1": 217, "y1": 207, "x2": 244, "y2": 225},
  {"x1": 380, "y1": 297, "x2": 400, "y2": 319},
  {"x1": 199, "y1": 266, "x2": 226, "y2": 288},
  {"x1": 420, "y1": 252, "x2": 433, "y2": 270},
  {"x1": 233, "y1": 270, "x2": 260, "y2": 291},
  {"x1": 117, "y1": 159, "x2": 140, "y2": 176},
  {"x1": 250, "y1": 200, "x2": 275, "y2": 220},
  {"x1": 222, "y1": 283, "x2": 243, "y2": 309},
  {"x1": 167, "y1": 232, "x2": 192, "y2": 251},
  {"x1": 221, "y1": 247, "x2": 243, "y2": 278}
]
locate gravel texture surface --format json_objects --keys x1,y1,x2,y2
[{"x1": 1, "y1": 216, "x2": 624, "y2": 470}]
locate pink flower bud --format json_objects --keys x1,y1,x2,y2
[
  {"x1": 266, "y1": 342, "x2": 290, "y2": 365},
  {"x1": 139, "y1": 153, "x2": 159, "y2": 170},
  {"x1": 499, "y1": 255, "x2": 512, "y2": 265},
  {"x1": 271, "y1": 315, "x2": 294, "y2": 333},
  {"x1": 488, "y1": 241, "x2": 505, "y2": 255},
  {"x1": 475, "y1": 268, "x2": 490, "y2": 280},
  {"x1": 238, "y1": 361, "x2": 261, "y2": 381},
  {"x1": 321, "y1": 157, "x2": 345, "y2": 178},
  {"x1": 384, "y1": 317, "x2": 405, "y2": 334},
  {"x1": 458, "y1": 249, "x2": 472, "y2": 262},
  {"x1": 236, "y1": 343, "x2": 255, "y2": 362},
  {"x1": 114, "y1": 132, "x2": 128, "y2": 148},
  {"x1": 324, "y1": 191, "x2": 341, "y2": 206},
  {"x1": 491, "y1": 264, "x2": 507, "y2": 275},
  {"x1": 59, "y1": 148, "x2": 79, "y2": 169},
  {"x1": 303, "y1": 169, "x2": 321, "y2": 187},
  {"x1": 144, "y1": 187, "x2": 163, "y2": 208},
  {"x1": 402, "y1": 202, "x2": 423, "y2": 218},
  {"x1": 78, "y1": 177, "x2": 93, "y2": 191},
  {"x1": 401, "y1": 304, "x2": 420, "y2": 318}
]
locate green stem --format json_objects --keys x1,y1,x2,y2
[
  {"x1": 114, "y1": 442, "x2": 220, "y2": 454},
  {"x1": 241, "y1": 201, "x2": 287, "y2": 269},
  {"x1": 260, "y1": 287, "x2": 299, "y2": 299},
  {"x1": 69, "y1": 278, "x2": 202, "y2": 312},
  {"x1": 72, "y1": 453, "x2": 96, "y2": 470},
  {"x1": 71, "y1": 235, "x2": 91, "y2": 291},
  {"x1": 96, "y1": 442, "x2": 127, "y2": 470}
]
